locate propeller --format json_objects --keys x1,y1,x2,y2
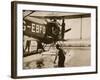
[{"x1": 61, "y1": 17, "x2": 65, "y2": 39}]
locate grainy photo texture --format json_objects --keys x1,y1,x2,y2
[{"x1": 23, "y1": 10, "x2": 91, "y2": 69}]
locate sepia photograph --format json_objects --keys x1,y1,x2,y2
[
  {"x1": 11, "y1": 1, "x2": 97, "y2": 78},
  {"x1": 23, "y1": 10, "x2": 91, "y2": 69}
]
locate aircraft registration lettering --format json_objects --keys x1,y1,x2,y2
[
  {"x1": 32, "y1": 23, "x2": 35, "y2": 32},
  {"x1": 24, "y1": 22, "x2": 46, "y2": 34},
  {"x1": 36, "y1": 25, "x2": 40, "y2": 33},
  {"x1": 23, "y1": 25, "x2": 26, "y2": 31},
  {"x1": 32, "y1": 23, "x2": 46, "y2": 34},
  {"x1": 42, "y1": 26, "x2": 46, "y2": 34}
]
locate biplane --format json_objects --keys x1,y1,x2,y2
[{"x1": 23, "y1": 10, "x2": 90, "y2": 57}]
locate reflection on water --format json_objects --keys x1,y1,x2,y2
[{"x1": 23, "y1": 47, "x2": 91, "y2": 69}]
